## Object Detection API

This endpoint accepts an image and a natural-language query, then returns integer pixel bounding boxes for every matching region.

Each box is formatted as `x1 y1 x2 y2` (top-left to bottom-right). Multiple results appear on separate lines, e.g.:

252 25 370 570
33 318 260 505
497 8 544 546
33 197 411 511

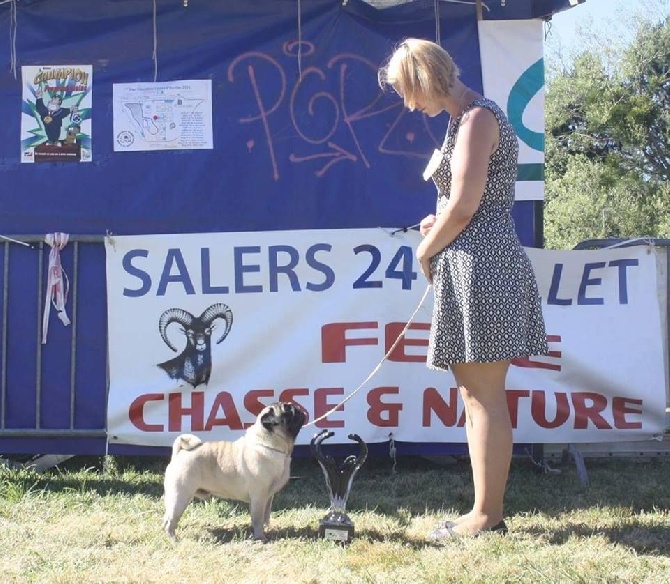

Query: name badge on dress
423 149 442 181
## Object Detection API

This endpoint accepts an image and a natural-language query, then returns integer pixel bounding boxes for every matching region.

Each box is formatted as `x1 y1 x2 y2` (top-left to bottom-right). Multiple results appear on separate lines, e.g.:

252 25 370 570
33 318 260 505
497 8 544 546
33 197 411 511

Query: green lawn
0 453 669 583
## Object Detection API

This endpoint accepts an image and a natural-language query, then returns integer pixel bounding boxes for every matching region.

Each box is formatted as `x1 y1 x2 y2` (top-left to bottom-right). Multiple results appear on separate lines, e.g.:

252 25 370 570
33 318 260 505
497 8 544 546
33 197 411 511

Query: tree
543 6 670 249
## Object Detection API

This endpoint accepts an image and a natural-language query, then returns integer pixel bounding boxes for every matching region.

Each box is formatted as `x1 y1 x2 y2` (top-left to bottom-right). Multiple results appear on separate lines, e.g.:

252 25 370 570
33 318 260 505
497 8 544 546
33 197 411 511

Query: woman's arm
416 106 500 281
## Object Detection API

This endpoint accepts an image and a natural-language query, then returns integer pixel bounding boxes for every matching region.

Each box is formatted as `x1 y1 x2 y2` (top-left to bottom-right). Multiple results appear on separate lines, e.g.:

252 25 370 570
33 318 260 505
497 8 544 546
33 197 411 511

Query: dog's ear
261 408 281 433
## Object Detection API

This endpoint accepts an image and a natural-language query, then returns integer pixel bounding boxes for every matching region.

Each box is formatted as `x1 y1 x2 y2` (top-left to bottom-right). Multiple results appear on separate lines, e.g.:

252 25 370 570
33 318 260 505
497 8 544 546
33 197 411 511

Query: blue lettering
157 248 196 296
547 263 571 305
608 258 638 304
235 246 263 293
122 249 152 297
269 245 300 292
578 262 606 305
201 248 229 294
306 243 334 292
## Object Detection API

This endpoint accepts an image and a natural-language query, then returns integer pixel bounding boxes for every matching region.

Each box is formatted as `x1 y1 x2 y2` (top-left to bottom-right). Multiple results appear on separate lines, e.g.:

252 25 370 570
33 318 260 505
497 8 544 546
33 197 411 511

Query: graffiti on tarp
227 41 442 180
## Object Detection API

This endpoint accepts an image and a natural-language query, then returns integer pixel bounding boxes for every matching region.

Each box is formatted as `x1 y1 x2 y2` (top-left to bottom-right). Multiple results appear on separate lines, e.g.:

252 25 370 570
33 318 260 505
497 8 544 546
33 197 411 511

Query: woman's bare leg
447 360 512 535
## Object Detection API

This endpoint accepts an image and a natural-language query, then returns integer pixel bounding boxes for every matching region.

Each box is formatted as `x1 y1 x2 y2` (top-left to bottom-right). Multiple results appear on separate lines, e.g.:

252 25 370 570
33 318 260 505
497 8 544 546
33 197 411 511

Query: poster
112 80 213 152
21 65 93 163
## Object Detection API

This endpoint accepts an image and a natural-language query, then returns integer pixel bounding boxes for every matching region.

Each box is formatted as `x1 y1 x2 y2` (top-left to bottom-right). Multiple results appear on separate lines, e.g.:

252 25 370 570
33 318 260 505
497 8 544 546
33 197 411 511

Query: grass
1 453 669 583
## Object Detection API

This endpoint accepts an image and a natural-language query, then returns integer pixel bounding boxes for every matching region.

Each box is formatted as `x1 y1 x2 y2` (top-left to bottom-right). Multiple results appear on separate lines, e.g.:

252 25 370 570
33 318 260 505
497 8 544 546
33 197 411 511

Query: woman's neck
445 82 477 117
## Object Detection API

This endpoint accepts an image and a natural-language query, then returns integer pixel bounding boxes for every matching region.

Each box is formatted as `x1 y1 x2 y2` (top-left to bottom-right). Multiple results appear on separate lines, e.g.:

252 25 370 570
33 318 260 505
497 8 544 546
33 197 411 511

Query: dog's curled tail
171 433 203 459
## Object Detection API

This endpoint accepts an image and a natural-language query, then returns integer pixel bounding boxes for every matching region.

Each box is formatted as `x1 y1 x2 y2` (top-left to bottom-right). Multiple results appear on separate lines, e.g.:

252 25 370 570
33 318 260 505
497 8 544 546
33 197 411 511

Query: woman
378 39 548 539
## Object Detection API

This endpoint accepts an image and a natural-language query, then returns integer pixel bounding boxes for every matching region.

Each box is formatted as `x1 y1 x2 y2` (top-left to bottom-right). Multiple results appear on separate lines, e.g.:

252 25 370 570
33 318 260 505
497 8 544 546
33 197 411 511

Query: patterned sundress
426 97 548 369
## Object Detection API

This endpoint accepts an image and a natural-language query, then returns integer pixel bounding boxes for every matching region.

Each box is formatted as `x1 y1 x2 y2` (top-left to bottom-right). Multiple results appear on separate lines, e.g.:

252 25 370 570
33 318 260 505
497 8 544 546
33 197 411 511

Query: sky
544 0 668 61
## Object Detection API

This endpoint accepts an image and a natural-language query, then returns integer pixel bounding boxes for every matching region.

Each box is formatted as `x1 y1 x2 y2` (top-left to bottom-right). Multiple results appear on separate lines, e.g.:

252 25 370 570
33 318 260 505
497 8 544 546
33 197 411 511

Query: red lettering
530 391 570 429
572 392 611 429
422 387 460 427
204 392 243 431
385 322 430 362
168 392 204 432
243 389 276 427
366 386 402 426
612 397 643 429
314 387 345 428
511 335 562 371
129 393 164 432
321 322 378 363
506 390 530 428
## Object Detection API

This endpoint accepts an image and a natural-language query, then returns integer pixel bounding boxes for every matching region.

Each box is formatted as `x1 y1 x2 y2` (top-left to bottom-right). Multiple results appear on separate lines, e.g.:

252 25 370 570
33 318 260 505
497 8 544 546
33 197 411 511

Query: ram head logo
157 303 233 388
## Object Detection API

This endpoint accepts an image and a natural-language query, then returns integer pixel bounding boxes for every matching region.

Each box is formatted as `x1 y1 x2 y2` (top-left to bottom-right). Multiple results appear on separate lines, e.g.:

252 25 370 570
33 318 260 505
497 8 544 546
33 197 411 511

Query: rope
434 0 441 45
9 0 17 78
297 0 303 81
305 284 432 427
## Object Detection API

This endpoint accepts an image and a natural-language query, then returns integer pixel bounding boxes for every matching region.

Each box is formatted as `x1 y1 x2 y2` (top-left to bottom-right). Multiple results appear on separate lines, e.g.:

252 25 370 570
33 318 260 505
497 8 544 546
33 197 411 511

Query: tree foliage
543 7 670 249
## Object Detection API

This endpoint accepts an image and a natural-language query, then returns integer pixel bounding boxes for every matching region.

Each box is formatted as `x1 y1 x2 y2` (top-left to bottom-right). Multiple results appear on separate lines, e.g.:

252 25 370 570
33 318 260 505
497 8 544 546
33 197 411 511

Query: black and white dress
426 97 548 369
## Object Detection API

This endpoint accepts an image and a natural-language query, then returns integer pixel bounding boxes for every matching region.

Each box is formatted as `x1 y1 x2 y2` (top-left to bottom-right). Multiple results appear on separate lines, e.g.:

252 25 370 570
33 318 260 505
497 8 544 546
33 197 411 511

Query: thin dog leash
305 283 432 427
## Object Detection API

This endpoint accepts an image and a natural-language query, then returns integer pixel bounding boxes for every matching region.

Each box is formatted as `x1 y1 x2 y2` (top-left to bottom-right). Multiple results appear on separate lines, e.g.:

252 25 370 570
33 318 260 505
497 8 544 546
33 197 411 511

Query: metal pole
70 241 79 429
1 243 8 430
35 241 43 429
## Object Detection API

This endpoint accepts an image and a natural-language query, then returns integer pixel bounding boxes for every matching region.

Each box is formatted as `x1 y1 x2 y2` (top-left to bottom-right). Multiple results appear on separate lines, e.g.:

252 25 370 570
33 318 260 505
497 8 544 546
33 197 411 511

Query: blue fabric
0 0 550 454
0 0 483 235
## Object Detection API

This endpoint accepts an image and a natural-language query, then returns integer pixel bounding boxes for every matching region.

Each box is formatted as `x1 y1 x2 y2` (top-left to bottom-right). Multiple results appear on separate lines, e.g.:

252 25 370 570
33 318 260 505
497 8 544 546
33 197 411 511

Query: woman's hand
416 241 432 283
419 214 436 237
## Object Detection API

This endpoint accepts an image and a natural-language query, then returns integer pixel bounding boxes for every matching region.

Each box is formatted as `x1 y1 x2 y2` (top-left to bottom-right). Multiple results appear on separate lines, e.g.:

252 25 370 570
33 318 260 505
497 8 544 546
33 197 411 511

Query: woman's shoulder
459 98 501 129
467 97 504 117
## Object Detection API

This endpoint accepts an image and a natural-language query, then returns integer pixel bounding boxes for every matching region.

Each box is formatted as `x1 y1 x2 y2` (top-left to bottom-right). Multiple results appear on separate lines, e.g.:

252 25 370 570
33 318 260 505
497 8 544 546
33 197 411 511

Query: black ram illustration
157 303 233 387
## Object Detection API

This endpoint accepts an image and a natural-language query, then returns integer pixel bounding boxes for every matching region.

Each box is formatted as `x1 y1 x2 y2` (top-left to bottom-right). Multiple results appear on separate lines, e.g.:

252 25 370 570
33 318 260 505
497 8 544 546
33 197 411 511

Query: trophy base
319 512 354 543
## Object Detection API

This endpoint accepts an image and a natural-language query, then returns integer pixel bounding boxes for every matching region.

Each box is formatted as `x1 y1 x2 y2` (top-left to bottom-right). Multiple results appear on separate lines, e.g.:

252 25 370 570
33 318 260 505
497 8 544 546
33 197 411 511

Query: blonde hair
378 39 460 109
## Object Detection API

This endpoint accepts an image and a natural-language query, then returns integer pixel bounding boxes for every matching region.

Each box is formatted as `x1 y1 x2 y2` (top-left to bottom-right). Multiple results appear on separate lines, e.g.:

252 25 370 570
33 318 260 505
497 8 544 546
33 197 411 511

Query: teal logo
507 58 544 152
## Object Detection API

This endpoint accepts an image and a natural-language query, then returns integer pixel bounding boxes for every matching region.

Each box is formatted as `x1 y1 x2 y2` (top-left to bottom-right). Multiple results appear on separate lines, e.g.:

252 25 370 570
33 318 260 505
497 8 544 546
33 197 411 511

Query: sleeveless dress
426 97 548 369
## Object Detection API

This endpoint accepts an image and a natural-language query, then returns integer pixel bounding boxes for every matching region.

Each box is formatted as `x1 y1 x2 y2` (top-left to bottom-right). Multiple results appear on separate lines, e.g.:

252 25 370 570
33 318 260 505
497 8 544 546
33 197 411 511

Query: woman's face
407 91 442 118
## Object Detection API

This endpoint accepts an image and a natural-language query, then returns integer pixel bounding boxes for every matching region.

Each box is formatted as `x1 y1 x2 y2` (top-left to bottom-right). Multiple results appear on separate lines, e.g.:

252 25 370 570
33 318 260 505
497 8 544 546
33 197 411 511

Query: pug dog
162 401 306 542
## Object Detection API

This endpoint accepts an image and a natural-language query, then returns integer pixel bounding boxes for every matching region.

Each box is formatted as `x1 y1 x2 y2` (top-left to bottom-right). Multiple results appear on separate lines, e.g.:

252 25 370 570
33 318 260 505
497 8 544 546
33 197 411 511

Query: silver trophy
310 429 368 543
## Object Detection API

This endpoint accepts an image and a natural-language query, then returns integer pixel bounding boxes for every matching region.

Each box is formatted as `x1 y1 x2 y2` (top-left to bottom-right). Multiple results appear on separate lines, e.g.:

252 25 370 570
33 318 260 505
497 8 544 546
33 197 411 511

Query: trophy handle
310 429 336 469
347 433 368 471
311 429 337 499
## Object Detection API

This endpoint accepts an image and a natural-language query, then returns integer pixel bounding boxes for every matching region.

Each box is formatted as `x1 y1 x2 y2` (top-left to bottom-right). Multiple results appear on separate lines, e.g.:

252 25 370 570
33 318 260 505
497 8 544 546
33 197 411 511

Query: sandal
429 523 459 541
488 520 508 535
429 519 508 541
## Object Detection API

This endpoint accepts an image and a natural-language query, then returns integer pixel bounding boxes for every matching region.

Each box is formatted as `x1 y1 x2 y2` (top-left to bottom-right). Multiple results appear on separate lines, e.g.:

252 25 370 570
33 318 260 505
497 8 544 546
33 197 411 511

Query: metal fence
0 234 108 454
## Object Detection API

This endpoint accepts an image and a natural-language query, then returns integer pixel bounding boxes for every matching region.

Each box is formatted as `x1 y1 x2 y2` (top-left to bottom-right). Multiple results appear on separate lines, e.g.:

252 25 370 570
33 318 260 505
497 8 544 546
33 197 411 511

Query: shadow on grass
4 454 670 534
519 522 670 556
206 523 438 550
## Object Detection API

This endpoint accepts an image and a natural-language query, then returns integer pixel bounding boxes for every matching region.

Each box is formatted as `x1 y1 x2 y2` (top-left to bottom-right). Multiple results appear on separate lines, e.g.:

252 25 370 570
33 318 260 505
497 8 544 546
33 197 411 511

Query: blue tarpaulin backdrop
0 0 569 454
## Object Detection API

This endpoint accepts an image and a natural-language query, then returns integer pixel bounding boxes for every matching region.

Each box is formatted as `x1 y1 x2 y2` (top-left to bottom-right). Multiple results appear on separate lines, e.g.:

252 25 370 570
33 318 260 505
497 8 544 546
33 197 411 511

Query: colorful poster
105 229 666 447
112 80 213 152
21 65 93 163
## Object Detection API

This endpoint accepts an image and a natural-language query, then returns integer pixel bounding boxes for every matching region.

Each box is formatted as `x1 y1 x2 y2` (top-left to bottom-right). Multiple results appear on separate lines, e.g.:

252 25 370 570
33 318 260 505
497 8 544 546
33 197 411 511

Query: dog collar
256 442 290 456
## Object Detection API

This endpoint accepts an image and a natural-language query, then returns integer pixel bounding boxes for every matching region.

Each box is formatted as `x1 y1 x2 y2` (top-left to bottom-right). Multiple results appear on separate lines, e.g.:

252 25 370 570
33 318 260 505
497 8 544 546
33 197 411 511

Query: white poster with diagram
21 65 93 163
112 80 213 152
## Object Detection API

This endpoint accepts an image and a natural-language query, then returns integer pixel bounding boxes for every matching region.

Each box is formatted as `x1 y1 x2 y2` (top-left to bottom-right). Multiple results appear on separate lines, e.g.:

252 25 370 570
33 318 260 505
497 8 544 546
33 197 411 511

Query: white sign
479 20 545 200
112 80 213 151
105 230 666 447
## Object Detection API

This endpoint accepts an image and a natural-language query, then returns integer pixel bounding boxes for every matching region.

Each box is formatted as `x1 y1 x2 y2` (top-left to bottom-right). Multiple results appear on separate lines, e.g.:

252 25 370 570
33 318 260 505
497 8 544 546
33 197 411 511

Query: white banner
479 20 545 201
105 230 666 446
